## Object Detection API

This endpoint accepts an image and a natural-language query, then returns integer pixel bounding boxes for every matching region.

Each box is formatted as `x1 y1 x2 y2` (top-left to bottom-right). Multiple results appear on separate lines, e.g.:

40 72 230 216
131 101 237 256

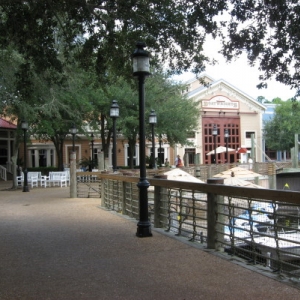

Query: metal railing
98 173 300 281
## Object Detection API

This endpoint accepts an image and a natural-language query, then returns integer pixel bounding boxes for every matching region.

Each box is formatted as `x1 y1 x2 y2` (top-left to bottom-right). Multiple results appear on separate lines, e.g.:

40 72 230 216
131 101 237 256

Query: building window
127 146 137 166
157 147 164 166
50 149 54 166
246 131 255 138
185 148 196 165
31 150 35 167
39 149 47 167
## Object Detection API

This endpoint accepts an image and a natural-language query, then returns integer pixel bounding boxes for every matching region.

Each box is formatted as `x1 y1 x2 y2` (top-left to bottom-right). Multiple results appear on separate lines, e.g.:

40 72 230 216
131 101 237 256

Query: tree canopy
1 1 300 96
264 99 300 151
220 0 300 96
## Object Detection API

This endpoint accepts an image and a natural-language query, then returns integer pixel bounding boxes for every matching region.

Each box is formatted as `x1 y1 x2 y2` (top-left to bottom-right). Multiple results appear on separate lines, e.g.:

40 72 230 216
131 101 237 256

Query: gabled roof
187 75 266 111
0 118 17 129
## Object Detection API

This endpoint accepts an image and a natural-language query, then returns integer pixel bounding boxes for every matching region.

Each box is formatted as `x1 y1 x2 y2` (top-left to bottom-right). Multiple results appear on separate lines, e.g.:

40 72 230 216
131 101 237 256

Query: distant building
0 118 17 169
2 73 273 175
174 74 266 164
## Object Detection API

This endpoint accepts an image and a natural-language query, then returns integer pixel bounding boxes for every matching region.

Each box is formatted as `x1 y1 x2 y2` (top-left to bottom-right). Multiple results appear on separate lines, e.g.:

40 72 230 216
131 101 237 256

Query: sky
173 37 297 101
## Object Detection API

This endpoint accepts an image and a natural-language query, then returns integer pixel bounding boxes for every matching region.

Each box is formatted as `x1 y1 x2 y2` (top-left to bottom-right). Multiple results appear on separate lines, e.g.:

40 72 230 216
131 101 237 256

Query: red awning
237 147 248 154
0 118 17 129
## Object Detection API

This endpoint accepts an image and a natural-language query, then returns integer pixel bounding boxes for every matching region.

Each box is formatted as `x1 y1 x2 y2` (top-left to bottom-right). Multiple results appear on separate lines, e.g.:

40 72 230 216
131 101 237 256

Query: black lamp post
110 100 119 172
132 41 152 237
212 124 218 164
21 120 29 192
90 133 94 170
224 128 229 163
149 109 157 169
70 124 78 152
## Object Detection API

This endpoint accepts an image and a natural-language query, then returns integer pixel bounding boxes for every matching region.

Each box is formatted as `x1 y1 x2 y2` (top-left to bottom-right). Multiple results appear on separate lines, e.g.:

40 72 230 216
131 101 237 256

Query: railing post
153 175 168 228
268 162 276 190
122 181 127 215
207 178 224 250
100 177 106 207
154 186 161 228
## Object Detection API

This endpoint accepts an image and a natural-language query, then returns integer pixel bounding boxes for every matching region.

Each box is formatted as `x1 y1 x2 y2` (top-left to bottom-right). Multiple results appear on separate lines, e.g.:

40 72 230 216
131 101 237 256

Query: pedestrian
164 158 170 167
175 155 183 168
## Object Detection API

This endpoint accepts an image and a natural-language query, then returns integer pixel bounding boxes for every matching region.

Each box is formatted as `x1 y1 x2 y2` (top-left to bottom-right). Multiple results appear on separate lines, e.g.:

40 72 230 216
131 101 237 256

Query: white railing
0 165 7 181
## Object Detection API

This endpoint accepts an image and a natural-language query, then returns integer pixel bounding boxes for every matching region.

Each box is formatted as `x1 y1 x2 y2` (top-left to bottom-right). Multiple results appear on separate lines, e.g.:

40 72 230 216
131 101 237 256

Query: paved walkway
0 182 300 300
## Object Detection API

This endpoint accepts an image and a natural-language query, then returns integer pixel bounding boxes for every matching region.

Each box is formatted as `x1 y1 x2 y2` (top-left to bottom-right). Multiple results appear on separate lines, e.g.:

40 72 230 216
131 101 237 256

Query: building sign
202 96 239 109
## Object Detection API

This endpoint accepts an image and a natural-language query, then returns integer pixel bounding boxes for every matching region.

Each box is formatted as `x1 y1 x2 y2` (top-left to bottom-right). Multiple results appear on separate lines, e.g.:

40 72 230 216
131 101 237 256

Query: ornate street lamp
149 109 157 169
132 41 152 237
224 128 230 163
90 133 94 170
21 120 29 192
212 124 218 164
69 124 78 152
110 100 119 172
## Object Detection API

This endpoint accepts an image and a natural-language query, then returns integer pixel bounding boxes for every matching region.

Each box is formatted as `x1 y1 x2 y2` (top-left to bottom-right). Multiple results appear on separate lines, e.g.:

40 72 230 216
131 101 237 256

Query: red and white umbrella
206 146 236 156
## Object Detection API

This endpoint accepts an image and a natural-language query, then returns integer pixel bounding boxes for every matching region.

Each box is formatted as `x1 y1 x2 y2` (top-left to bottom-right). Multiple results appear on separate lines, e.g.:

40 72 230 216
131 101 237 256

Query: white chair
27 172 39 188
52 173 67 187
16 173 24 187
40 175 51 188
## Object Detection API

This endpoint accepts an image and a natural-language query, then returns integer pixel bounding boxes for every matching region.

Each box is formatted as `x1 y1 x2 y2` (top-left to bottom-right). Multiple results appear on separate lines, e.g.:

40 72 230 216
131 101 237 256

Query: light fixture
69 124 78 152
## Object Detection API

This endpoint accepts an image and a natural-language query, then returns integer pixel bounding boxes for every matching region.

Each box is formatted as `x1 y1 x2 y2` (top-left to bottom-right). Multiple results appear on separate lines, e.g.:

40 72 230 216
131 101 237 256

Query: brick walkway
0 181 299 299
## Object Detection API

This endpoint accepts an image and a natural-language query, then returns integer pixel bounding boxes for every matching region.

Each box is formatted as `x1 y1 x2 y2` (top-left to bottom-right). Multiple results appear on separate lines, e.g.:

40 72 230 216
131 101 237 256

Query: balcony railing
97 173 300 279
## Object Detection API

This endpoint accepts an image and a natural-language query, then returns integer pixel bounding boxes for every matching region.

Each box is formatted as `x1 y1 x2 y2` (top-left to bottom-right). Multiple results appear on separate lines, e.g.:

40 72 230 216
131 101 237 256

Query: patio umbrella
163 168 204 183
213 167 262 178
206 146 236 156
223 176 263 188
237 147 248 154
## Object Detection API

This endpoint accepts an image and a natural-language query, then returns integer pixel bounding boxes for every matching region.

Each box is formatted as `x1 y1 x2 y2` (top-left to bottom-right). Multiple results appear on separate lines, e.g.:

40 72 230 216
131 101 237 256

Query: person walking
175 155 183 168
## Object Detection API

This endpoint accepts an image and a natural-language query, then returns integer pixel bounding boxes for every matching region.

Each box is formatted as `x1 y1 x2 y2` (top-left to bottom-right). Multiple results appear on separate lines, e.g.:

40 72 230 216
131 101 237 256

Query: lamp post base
23 186 29 192
136 221 152 237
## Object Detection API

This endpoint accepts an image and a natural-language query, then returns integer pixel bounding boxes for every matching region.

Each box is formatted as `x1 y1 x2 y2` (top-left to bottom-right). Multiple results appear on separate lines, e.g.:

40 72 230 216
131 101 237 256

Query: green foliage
264 100 300 150
27 166 58 176
221 1 300 96
0 1 223 84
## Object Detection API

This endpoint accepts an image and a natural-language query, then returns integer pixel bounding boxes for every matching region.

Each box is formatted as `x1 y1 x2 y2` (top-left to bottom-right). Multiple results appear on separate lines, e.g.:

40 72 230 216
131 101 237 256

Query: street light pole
224 129 229 163
110 100 119 172
21 120 29 192
212 124 218 164
149 109 157 169
132 41 152 237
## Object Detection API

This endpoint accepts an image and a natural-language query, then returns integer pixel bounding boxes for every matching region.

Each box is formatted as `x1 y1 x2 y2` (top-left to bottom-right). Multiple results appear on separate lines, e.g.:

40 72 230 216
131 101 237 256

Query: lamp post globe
69 124 78 152
132 42 152 237
21 120 29 192
149 109 157 169
212 124 218 164
110 100 119 172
